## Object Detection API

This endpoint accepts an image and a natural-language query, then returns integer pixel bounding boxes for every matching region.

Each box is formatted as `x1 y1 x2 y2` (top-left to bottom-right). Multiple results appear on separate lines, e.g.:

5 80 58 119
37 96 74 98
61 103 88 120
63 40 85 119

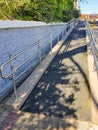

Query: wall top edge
0 20 66 29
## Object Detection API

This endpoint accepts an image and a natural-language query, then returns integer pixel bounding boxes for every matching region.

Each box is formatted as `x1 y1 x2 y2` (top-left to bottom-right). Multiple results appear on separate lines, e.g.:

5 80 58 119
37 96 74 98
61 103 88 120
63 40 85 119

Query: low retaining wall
0 20 67 102
86 33 98 124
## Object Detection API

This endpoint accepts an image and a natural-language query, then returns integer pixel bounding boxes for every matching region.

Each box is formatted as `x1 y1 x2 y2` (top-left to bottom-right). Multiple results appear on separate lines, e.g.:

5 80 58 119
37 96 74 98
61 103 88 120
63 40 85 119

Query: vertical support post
72 20 73 28
66 23 68 33
70 21 72 31
9 53 18 101
62 26 63 38
38 39 41 63
70 21 71 29
71 20 72 30
50 32 52 53
64 25 66 35
58 26 59 42
63 25 65 35
74 19 75 27
69 21 70 32
72 19 73 28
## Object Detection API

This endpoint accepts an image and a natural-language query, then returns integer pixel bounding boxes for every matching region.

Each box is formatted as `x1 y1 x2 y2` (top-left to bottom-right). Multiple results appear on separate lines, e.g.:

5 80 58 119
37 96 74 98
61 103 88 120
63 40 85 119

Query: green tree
13 0 56 22
0 0 81 22
0 0 29 19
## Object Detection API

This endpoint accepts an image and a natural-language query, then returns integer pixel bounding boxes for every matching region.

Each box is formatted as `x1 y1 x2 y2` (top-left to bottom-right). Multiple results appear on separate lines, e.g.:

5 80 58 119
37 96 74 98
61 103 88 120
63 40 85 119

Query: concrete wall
0 20 66 102
86 27 98 124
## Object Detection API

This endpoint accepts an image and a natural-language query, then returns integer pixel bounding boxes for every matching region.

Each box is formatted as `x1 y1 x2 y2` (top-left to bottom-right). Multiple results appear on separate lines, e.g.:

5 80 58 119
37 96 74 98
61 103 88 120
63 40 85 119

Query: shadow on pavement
20 22 91 130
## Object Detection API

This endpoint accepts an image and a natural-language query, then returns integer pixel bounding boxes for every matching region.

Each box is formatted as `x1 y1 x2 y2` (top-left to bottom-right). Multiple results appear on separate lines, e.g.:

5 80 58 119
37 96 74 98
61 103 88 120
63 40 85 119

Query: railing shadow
20 22 91 129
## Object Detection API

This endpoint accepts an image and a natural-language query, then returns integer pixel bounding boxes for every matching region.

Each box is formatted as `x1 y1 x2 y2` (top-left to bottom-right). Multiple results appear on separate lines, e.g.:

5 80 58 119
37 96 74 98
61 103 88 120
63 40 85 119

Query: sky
80 0 98 14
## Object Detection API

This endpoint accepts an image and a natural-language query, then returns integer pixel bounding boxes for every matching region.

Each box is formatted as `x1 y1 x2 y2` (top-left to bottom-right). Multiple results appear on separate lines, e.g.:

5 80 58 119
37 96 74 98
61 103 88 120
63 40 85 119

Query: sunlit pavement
0 22 98 130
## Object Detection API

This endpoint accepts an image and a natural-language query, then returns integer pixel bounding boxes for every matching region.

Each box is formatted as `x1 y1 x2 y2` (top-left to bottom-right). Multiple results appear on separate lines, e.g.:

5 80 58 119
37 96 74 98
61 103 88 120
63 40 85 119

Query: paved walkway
21 22 91 121
0 22 98 130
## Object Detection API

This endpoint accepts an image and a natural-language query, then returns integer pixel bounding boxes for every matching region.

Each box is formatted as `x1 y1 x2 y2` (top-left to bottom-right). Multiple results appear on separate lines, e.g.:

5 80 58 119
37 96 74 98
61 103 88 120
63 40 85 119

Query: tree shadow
20 22 91 129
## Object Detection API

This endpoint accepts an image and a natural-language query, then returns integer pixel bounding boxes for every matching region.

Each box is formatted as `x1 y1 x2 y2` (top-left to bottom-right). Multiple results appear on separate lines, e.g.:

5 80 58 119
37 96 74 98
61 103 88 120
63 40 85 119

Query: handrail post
50 32 52 53
58 26 59 42
74 19 75 26
9 53 18 101
62 26 63 38
69 21 70 32
38 39 41 63
70 20 72 30
66 23 69 33
64 24 66 35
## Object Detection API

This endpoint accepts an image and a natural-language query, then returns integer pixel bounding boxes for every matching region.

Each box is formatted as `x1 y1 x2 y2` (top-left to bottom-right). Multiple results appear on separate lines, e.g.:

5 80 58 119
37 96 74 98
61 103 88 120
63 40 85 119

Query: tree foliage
0 0 81 22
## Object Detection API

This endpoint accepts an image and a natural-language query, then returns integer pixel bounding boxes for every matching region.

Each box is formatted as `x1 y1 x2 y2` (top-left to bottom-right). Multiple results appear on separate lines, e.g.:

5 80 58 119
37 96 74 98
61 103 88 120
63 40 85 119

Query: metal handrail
0 18 78 99
0 32 53 79
0 23 69 79
1 24 66 73
85 19 98 71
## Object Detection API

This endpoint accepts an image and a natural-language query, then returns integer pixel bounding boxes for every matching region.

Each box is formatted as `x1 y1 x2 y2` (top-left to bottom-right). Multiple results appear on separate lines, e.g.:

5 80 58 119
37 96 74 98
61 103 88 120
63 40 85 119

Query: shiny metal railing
85 19 98 72
0 19 78 100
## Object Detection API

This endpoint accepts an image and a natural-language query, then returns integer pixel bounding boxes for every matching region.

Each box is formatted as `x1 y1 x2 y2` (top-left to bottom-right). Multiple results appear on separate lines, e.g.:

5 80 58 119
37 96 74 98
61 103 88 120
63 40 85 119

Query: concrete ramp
1 21 98 130
21 22 92 122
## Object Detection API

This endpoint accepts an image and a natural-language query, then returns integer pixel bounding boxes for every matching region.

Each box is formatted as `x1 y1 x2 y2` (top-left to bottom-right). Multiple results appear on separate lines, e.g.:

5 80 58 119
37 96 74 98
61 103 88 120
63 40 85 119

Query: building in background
80 14 89 21
81 14 98 23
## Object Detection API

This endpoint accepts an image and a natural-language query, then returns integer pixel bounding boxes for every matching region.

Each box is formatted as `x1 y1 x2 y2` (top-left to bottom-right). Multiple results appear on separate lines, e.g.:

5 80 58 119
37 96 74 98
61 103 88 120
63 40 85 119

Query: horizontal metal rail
85 19 98 71
0 22 71 79
0 18 78 99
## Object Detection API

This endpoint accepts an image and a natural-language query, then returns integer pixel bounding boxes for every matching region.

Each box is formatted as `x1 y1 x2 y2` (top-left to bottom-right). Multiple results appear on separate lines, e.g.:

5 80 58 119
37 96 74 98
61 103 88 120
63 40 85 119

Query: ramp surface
21 22 91 123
